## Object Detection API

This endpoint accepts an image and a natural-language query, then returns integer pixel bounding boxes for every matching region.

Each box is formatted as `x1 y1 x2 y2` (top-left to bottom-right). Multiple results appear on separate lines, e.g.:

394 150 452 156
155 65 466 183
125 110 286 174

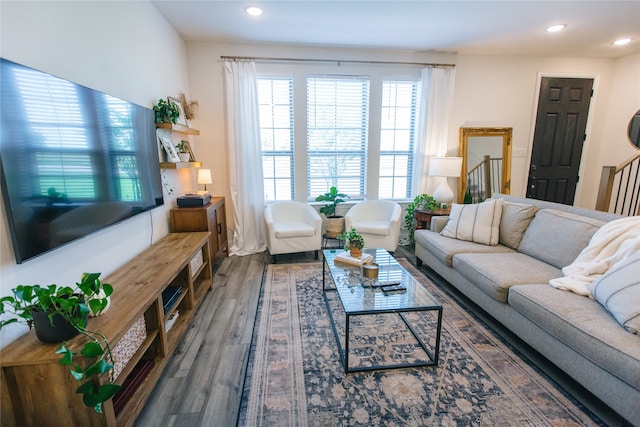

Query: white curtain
413 67 457 195
223 60 267 256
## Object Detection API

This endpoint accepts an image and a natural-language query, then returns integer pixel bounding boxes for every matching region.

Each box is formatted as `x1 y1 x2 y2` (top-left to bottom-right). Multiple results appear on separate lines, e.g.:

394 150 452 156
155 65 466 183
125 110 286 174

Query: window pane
378 80 420 199
258 78 294 201
307 76 370 199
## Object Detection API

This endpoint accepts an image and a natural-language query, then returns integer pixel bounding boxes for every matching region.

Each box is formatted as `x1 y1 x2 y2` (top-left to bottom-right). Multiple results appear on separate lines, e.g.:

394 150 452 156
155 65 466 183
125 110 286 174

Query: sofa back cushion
498 201 538 249
518 209 604 268
440 199 503 246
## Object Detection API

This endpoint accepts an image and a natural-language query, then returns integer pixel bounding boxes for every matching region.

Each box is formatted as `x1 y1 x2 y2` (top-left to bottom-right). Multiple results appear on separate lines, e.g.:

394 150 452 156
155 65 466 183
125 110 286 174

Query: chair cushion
518 209 604 269
273 221 316 238
453 252 562 302
350 220 390 236
441 199 503 246
588 250 640 334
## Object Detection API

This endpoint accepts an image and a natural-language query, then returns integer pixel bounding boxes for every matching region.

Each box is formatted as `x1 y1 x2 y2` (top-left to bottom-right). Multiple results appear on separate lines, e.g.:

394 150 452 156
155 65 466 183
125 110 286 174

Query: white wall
186 41 634 224
0 1 192 346
599 53 640 166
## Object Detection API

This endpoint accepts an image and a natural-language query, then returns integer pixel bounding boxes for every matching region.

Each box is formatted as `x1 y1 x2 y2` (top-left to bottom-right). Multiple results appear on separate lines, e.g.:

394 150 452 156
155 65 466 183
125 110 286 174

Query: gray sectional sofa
414 193 639 425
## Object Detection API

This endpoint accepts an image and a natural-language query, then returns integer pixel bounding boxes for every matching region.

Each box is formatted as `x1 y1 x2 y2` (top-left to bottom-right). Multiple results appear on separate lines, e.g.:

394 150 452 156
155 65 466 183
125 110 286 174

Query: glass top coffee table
322 248 443 373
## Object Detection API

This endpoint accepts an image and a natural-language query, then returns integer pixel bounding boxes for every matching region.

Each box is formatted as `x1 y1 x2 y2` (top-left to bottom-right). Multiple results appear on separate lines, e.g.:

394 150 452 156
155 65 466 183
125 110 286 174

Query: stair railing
595 152 640 216
467 155 502 203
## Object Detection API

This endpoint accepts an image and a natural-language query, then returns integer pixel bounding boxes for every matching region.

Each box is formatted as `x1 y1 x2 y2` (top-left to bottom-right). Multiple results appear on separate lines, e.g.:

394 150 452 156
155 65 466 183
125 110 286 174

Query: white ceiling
151 1 640 59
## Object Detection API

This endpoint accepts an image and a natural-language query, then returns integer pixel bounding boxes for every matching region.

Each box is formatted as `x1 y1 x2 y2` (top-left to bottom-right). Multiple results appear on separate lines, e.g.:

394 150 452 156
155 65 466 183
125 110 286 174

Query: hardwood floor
135 246 624 427
135 249 321 427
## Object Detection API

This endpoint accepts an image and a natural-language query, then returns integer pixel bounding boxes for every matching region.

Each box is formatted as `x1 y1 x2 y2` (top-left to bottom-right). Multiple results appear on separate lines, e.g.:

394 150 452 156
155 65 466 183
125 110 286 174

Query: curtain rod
220 55 455 68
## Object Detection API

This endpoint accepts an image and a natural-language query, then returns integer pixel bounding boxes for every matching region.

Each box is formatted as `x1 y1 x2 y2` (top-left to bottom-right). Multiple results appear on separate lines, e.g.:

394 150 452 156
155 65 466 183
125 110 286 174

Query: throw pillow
498 201 538 250
588 250 640 334
440 199 503 246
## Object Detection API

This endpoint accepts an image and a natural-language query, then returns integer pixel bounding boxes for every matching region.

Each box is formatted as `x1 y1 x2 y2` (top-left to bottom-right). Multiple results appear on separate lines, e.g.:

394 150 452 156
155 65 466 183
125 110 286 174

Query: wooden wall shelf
155 123 200 135
160 161 203 169
0 232 213 427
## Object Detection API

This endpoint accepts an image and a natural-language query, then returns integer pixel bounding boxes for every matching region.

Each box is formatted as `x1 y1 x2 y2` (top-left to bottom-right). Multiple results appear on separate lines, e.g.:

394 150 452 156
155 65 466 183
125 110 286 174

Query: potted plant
315 186 349 238
0 273 120 413
175 141 190 162
339 228 365 258
404 193 438 243
153 98 180 124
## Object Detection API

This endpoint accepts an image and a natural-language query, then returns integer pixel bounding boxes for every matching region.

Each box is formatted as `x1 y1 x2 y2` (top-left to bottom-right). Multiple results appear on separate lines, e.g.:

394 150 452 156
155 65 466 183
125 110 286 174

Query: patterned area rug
238 259 602 426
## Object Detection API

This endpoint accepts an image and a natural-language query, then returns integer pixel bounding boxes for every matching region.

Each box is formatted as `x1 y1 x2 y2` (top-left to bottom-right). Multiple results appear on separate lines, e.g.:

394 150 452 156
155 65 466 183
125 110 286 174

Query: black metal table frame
322 257 443 374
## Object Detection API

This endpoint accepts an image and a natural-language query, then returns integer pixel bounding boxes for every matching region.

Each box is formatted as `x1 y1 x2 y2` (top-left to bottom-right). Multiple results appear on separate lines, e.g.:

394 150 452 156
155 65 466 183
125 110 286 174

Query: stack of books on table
334 251 374 266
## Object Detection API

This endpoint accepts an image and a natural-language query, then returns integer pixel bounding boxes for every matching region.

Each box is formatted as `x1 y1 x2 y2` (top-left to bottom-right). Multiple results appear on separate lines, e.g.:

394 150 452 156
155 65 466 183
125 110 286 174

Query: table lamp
428 156 462 207
197 168 212 195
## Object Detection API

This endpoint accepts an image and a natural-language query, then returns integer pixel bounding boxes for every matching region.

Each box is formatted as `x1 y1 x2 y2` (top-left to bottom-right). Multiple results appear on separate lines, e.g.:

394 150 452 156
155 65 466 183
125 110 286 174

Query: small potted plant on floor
339 228 365 258
315 186 350 238
404 193 438 243
0 273 120 413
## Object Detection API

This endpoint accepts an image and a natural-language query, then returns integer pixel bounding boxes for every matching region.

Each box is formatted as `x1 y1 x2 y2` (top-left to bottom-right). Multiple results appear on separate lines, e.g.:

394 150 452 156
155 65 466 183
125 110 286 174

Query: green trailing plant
153 98 179 124
339 228 365 251
404 194 438 243
315 186 349 217
0 273 120 413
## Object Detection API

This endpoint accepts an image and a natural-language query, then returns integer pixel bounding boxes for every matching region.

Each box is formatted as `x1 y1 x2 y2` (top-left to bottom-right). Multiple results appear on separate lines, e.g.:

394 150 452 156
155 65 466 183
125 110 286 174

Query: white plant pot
178 153 190 162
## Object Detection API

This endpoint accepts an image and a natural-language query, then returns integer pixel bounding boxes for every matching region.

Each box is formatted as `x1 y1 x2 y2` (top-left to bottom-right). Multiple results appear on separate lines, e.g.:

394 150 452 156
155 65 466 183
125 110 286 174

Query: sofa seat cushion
414 230 514 267
350 220 389 236
509 285 640 390
518 209 604 269
452 253 562 302
273 221 316 238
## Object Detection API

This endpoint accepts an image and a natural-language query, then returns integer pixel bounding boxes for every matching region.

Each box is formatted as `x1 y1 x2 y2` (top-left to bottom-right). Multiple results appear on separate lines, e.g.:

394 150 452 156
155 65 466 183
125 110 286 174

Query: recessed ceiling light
245 6 263 16
546 24 566 33
613 38 632 46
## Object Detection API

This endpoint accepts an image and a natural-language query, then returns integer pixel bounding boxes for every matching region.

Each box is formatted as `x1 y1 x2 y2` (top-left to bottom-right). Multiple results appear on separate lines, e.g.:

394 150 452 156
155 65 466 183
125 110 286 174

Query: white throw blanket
549 216 640 297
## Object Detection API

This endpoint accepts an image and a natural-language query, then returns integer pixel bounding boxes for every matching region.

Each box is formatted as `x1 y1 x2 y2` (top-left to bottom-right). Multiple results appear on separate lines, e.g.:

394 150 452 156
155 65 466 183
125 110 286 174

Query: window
258 78 294 201
307 76 370 199
257 66 423 202
379 81 421 198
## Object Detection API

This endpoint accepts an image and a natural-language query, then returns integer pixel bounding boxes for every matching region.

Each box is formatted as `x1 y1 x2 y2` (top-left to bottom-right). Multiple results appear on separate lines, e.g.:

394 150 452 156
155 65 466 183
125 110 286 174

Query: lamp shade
197 168 212 185
428 157 463 177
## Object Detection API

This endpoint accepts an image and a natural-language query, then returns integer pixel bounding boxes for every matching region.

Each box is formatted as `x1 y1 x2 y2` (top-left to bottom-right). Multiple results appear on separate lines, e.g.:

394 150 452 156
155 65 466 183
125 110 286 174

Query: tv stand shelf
0 232 213 427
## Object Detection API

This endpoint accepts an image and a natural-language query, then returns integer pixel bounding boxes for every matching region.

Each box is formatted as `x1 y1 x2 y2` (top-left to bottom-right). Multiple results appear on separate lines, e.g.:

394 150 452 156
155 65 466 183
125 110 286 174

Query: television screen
1 58 164 263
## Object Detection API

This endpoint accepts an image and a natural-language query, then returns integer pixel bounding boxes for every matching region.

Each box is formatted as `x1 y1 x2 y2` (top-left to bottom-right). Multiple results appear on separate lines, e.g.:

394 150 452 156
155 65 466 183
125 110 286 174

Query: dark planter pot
31 309 83 343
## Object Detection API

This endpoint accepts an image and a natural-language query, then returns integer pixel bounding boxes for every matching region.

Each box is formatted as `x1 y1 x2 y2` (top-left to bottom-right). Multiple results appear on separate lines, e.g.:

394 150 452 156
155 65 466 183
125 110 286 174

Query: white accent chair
344 200 402 252
264 201 322 263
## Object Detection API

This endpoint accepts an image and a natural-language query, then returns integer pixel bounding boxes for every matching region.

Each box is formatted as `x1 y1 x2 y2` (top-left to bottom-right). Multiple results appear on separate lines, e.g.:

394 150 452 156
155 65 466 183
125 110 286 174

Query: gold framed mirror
458 127 512 203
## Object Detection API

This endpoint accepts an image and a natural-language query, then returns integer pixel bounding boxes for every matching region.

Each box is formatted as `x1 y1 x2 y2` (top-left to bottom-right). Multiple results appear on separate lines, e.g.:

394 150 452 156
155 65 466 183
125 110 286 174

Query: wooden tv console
0 232 213 427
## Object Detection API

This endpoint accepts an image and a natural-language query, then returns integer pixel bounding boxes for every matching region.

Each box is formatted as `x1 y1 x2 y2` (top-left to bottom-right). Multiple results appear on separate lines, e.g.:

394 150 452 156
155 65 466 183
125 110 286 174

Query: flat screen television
1 58 164 263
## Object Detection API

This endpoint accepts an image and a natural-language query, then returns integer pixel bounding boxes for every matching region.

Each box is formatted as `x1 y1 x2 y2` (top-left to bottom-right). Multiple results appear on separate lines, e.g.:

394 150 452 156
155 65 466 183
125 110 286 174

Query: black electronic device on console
177 192 211 207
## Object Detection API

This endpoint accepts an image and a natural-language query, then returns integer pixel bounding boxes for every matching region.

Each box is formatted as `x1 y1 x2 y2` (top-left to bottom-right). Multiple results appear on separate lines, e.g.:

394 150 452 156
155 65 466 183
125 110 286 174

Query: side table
414 208 450 230
323 234 344 249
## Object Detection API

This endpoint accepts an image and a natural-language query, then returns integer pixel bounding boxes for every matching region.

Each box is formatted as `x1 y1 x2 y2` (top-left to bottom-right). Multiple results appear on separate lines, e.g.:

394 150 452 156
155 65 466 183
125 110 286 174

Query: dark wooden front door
527 77 593 205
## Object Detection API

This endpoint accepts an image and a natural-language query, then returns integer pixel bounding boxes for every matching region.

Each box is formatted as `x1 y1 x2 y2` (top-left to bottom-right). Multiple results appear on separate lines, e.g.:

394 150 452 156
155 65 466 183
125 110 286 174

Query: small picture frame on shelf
180 140 196 161
168 96 188 126
158 131 180 162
